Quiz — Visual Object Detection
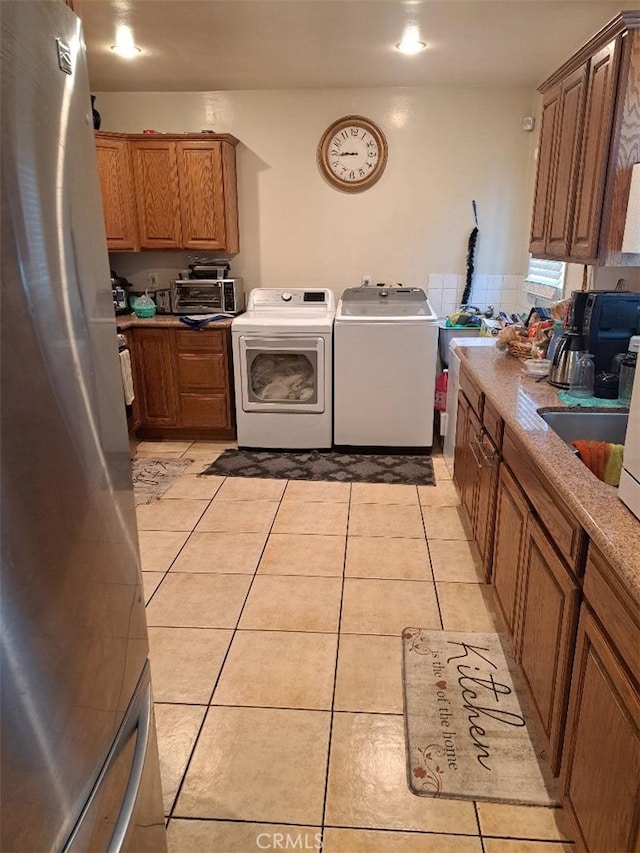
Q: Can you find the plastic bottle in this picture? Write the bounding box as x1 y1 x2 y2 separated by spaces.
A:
435 370 448 412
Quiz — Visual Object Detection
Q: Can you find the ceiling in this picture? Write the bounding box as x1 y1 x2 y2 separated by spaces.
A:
80 0 631 91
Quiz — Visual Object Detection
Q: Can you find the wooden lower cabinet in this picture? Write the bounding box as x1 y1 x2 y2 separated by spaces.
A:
175 335 231 430
134 329 178 427
561 607 640 852
453 392 471 495
517 516 580 775
472 428 499 575
132 326 234 437
454 387 498 578
492 465 531 634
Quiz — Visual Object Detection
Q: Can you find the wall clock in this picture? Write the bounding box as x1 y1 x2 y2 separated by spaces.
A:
317 115 388 192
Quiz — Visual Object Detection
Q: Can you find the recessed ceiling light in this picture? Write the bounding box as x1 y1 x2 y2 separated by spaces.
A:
111 24 141 59
395 38 427 55
111 43 141 58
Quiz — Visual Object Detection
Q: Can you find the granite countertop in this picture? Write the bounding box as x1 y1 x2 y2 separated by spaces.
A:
459 346 640 605
116 314 234 330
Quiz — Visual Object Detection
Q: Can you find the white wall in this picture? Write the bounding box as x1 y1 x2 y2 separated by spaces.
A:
99 86 536 304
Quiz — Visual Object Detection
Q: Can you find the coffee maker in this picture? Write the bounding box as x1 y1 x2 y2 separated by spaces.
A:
110 271 131 315
581 291 640 372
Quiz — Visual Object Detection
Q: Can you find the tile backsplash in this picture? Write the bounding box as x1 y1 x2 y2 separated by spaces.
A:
427 273 520 319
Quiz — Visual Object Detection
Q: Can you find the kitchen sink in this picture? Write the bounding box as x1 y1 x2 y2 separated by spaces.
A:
538 410 629 446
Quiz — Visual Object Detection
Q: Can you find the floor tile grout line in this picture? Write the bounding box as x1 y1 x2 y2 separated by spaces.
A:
150 570 438 582
319 482 352 832
152 705 417 719
164 478 291 822
141 490 221 608
473 801 487 853
167 813 491 840
420 490 445 630
155 700 404 715
145 623 454 637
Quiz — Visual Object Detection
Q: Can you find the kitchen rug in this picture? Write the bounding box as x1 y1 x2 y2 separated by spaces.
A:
402 628 560 806
131 458 193 505
200 449 435 485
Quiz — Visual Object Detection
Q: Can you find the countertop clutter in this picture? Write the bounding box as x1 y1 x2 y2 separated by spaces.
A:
116 315 234 330
460 346 639 602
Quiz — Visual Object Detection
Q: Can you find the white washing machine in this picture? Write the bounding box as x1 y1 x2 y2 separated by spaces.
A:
231 288 336 449
334 287 439 449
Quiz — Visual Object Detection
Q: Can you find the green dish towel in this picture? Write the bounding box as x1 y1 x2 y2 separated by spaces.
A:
557 391 627 409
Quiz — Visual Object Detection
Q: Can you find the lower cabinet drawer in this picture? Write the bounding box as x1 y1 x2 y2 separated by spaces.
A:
176 352 226 390
175 329 224 352
179 393 229 428
503 428 586 573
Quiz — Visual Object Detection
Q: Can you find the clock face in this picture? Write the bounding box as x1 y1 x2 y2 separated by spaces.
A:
318 115 388 192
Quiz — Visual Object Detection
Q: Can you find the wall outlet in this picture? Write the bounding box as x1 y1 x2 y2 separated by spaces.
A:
362 275 372 286
147 271 160 288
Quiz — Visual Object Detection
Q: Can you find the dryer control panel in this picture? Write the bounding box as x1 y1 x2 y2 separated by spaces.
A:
248 288 335 311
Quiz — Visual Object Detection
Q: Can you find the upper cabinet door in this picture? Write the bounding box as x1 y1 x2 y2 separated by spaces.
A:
570 38 620 260
545 64 588 257
94 134 139 251
530 87 561 255
176 141 227 251
131 140 182 249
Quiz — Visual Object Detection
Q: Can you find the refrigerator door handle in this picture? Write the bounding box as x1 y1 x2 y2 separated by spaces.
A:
107 683 152 853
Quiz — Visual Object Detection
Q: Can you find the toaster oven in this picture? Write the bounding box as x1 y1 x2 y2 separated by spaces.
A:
170 278 245 315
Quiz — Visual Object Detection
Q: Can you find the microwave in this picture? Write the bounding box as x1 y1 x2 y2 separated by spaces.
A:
170 278 245 315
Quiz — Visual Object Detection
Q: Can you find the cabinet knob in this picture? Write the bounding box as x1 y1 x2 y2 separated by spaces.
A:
281 292 292 302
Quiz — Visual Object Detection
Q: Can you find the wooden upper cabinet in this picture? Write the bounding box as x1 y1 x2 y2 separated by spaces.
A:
530 88 561 254
530 62 589 258
177 140 239 252
94 133 139 251
571 39 620 259
529 13 640 265
597 27 640 266
545 64 588 257
131 140 182 249
130 135 239 252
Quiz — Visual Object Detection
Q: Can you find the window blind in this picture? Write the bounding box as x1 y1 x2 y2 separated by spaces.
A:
525 256 566 289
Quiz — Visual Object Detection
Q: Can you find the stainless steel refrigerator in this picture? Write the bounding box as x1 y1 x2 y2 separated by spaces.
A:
1 2 167 850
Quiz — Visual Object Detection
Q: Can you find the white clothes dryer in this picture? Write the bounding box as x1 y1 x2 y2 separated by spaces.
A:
231 288 336 449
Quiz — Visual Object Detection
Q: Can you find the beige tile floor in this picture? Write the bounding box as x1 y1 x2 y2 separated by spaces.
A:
136 439 575 853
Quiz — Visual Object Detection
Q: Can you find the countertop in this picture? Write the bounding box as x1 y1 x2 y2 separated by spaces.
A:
459 346 640 605
116 314 234 330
